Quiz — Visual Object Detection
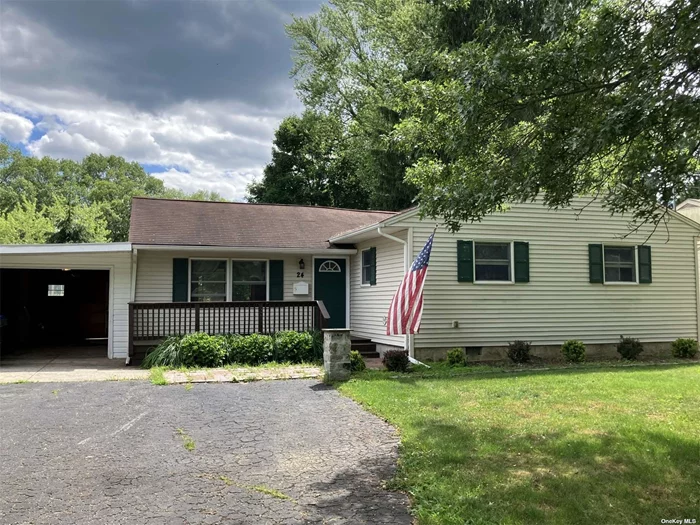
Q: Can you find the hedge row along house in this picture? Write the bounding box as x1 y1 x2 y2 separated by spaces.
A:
1 196 699 363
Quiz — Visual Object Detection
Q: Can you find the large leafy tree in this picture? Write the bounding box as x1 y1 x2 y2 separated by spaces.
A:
287 0 700 230
0 144 224 243
248 111 370 209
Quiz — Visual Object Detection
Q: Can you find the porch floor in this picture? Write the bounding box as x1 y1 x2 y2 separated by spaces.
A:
0 345 148 383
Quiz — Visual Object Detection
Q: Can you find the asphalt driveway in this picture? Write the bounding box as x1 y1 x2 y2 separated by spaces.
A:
0 380 411 524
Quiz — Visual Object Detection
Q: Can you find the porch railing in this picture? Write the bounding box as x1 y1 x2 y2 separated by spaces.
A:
128 300 330 357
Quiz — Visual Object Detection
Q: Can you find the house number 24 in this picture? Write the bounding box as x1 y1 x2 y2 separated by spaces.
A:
297 272 304 278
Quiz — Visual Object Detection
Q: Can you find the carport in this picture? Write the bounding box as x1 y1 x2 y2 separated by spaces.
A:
0 243 133 366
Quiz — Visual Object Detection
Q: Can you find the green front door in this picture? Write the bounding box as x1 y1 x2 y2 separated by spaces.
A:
314 258 347 328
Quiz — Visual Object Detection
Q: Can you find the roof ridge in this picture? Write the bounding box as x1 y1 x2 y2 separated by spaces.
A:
132 196 397 215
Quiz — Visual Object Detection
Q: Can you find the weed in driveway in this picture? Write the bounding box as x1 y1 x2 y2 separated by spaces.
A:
149 367 168 385
250 485 293 500
176 428 195 451
184 382 193 391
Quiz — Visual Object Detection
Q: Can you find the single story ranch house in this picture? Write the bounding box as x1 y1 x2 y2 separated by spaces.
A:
1 196 699 363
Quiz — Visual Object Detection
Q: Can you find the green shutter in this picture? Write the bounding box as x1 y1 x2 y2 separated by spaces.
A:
457 240 474 282
638 245 652 283
589 244 604 283
269 260 284 300
514 242 530 283
369 247 377 285
172 258 189 302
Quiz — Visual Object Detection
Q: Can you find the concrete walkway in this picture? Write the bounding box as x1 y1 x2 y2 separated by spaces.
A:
0 346 147 383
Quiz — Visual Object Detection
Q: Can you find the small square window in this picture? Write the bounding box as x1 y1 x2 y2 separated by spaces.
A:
604 246 636 283
475 242 511 282
47 284 65 297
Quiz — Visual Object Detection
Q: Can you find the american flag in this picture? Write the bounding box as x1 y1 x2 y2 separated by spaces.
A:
386 231 435 335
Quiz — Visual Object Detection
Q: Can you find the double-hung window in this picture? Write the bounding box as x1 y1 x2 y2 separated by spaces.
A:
190 260 227 302
604 246 636 283
231 261 267 301
474 242 511 282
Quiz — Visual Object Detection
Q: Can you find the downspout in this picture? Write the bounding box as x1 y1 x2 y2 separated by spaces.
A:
377 226 412 356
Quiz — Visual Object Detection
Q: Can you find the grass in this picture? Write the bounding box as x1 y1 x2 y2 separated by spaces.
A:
339 362 700 525
149 367 168 385
250 485 293 500
176 428 196 451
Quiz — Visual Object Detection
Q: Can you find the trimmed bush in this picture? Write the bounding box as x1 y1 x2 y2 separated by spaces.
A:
227 333 274 365
309 330 324 361
274 331 314 363
383 350 410 372
179 332 227 368
671 338 698 358
561 340 586 363
617 336 644 360
446 348 465 366
349 350 366 372
507 340 531 364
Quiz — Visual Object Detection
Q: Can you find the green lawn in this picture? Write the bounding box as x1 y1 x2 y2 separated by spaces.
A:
338 363 700 525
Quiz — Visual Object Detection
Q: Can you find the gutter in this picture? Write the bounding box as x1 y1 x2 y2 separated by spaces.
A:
377 226 413 355
133 244 357 255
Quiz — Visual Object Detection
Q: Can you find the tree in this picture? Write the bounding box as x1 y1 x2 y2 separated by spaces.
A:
0 198 55 244
0 145 226 243
287 0 700 230
248 111 370 209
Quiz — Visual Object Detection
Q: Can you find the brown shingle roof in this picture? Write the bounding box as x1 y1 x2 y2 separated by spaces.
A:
129 197 396 249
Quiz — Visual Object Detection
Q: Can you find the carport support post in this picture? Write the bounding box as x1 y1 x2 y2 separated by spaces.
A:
323 329 351 381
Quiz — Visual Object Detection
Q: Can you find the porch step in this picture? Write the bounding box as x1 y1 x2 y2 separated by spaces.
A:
351 338 380 359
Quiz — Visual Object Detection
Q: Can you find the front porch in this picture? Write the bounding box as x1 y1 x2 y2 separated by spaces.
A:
128 300 330 361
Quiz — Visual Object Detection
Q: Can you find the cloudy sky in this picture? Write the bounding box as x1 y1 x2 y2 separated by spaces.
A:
0 0 320 200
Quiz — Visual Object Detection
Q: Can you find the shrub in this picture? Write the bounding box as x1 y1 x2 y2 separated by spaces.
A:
561 340 586 363
446 348 465 366
179 332 227 368
309 330 324 361
383 350 410 372
617 336 644 360
507 340 532 364
273 331 314 363
226 333 274 365
671 338 698 358
349 350 366 372
142 335 185 368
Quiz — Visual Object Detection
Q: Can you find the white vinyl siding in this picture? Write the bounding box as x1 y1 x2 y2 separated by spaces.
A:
390 197 699 348
135 250 313 303
0 251 132 359
350 232 406 347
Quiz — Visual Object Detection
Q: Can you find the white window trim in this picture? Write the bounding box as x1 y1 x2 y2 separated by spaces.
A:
187 257 270 302
360 248 374 287
473 241 515 285
602 244 639 285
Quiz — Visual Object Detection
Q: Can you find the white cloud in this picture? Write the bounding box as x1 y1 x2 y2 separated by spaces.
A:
0 111 34 143
0 1 311 201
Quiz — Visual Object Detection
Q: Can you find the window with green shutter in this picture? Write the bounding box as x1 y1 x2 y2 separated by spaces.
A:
172 258 189 302
269 260 284 300
588 244 604 283
514 242 530 282
638 245 652 283
457 240 474 282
